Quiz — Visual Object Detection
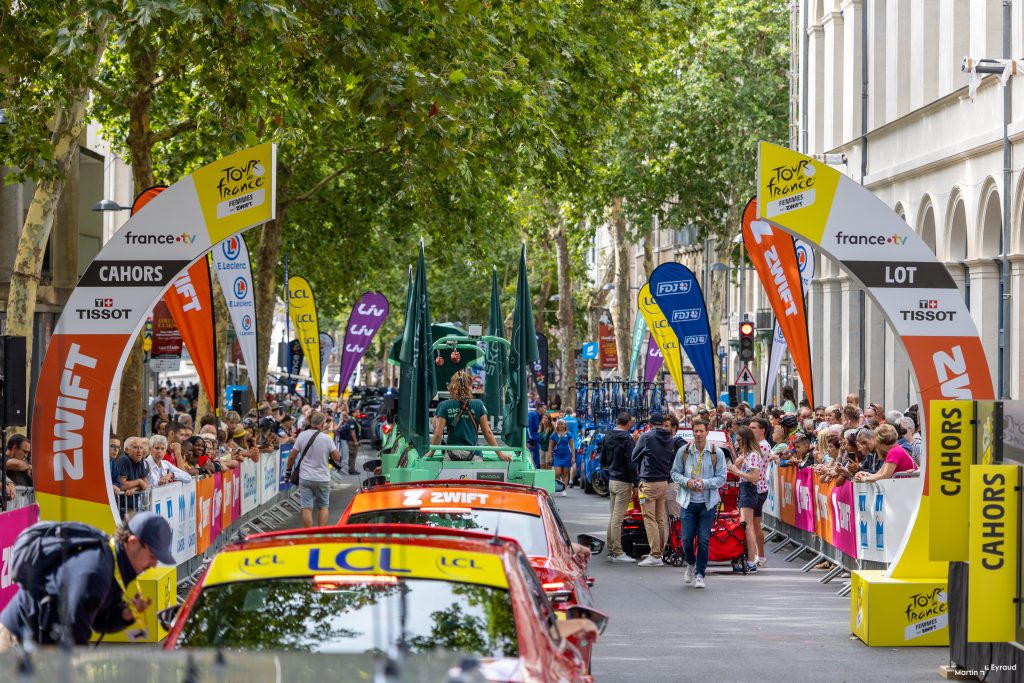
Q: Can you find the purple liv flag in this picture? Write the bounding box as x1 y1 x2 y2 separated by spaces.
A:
644 335 663 383
337 291 390 393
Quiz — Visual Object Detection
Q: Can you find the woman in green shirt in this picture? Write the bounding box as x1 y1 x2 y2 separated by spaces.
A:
780 385 798 414
537 413 555 469
430 370 510 461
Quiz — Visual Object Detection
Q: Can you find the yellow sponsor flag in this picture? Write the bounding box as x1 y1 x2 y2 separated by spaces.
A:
637 284 685 401
287 275 322 399
968 464 1019 642
928 400 972 560
757 141 840 244
192 143 276 244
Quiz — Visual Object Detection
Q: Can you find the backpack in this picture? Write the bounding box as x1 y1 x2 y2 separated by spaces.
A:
448 400 479 436
680 443 721 474
11 522 109 599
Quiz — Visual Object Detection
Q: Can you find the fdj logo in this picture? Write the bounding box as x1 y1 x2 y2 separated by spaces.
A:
241 314 253 331
683 335 707 345
233 277 248 299
656 280 691 296
672 309 701 323
222 237 241 261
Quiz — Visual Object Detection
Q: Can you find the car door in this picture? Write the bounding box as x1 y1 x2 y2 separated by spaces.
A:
544 498 595 607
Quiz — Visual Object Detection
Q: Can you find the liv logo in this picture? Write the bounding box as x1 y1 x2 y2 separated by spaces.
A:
233 277 248 299
222 237 241 260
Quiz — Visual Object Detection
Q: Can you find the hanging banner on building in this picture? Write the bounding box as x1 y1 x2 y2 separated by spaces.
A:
928 400 973 561
637 284 684 395
967 464 1019 642
742 198 814 406
287 275 322 399
532 333 549 403
758 140 994 582
31 143 276 531
211 233 258 398
338 291 390 393
598 322 617 370
319 332 335 387
649 262 717 403
150 301 183 373
644 335 663 383
628 314 647 381
764 238 814 404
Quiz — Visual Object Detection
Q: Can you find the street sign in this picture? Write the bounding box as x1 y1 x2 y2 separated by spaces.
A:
581 342 599 360
735 364 756 386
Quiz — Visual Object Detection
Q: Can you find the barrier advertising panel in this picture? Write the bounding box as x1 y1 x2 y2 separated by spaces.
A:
260 452 278 505
777 465 797 527
794 468 816 533
241 457 259 515
221 469 234 530
0 504 39 612
830 481 857 558
814 476 836 544
195 476 215 555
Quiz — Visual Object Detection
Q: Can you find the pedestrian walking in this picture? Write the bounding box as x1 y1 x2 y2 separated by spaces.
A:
0 512 174 649
286 411 342 528
548 419 575 496
672 418 727 588
727 426 765 572
335 410 360 474
600 412 638 563
631 412 676 567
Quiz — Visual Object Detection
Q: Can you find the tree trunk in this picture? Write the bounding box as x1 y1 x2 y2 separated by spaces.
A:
551 209 575 410
643 227 655 280
609 197 631 379
116 36 159 440
255 205 287 398
4 17 111 423
533 270 553 341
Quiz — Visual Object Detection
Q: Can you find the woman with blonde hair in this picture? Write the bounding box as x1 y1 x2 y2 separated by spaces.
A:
430 370 510 461
537 413 555 469
548 419 575 496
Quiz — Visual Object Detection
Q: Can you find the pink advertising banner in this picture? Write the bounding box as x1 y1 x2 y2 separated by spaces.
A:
210 472 223 548
829 480 858 557
0 504 40 611
793 468 816 533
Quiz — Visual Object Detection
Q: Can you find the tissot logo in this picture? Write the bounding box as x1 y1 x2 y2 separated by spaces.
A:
834 231 908 246
900 306 956 322
123 231 196 246
94 298 113 308
919 299 938 309
76 307 130 320
78 260 189 287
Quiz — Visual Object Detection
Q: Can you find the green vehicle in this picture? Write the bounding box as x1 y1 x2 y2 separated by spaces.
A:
376 245 555 493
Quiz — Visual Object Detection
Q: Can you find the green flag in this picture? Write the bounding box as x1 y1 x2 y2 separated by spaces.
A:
484 267 508 422
502 245 539 448
397 244 435 454
628 313 647 381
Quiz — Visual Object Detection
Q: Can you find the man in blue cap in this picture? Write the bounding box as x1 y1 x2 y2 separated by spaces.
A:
0 511 174 649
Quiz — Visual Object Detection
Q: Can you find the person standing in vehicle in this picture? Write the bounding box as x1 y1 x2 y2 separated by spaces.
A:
631 412 676 567
335 410 360 475
430 371 510 462
672 418 727 588
548 419 575 496
601 412 638 563
286 411 342 528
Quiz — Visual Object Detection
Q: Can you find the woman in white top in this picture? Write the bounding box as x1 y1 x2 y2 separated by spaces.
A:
146 435 193 490
727 426 765 572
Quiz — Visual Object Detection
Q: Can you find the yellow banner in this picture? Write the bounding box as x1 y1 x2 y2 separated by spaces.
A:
756 141 840 244
287 275 322 398
205 542 509 589
637 284 685 401
192 143 276 244
968 465 1020 642
928 400 972 560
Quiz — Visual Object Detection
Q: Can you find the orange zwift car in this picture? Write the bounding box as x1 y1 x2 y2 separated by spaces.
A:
338 481 602 610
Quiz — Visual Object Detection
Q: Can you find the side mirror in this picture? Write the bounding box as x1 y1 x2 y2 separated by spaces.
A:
362 458 382 473
362 475 388 488
157 604 180 631
576 533 605 556
565 604 609 635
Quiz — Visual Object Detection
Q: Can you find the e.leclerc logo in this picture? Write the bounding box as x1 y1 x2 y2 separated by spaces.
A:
834 231 908 247
222 237 241 260
233 277 248 299
241 314 253 331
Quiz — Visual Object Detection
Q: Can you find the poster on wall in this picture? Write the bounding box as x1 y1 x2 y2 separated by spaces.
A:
598 322 617 370
150 300 183 373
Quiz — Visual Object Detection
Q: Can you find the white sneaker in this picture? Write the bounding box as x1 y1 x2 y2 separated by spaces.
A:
694 575 706 589
560 490 568 497
637 556 664 567
610 553 637 563
683 564 696 584
756 556 767 568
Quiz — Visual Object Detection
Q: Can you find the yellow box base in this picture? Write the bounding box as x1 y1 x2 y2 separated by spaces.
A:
90 566 177 644
851 570 949 647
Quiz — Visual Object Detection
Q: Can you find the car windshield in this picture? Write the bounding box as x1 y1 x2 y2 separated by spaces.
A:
347 509 549 556
176 577 518 656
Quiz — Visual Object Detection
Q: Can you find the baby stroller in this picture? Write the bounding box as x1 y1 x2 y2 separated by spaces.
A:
661 509 748 572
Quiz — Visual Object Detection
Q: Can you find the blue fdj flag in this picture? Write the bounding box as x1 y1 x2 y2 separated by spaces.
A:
649 263 717 403
581 342 599 360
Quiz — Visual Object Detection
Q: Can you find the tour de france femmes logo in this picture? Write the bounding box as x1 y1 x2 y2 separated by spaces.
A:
765 159 816 215
214 157 266 219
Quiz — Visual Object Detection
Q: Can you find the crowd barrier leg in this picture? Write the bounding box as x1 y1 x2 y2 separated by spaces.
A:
836 581 852 597
819 565 845 584
783 543 809 562
771 536 796 554
800 552 827 572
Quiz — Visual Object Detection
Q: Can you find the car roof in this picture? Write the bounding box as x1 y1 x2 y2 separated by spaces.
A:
203 525 523 589
348 481 546 517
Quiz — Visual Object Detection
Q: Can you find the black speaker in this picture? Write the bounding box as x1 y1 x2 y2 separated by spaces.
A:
230 388 250 415
0 336 27 427
727 384 738 408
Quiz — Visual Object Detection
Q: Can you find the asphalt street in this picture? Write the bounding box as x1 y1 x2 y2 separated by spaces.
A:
280 454 946 683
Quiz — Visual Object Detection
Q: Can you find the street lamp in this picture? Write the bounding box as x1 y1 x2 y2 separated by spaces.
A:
92 199 132 212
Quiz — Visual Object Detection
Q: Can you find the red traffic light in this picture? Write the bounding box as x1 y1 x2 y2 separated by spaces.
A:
739 321 755 336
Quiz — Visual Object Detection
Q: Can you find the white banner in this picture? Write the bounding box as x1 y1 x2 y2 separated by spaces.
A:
853 478 919 563
152 481 197 565
240 457 260 515
764 461 780 518
259 451 278 505
211 233 259 399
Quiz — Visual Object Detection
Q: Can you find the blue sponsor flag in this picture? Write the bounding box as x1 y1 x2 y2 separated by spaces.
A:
649 263 717 403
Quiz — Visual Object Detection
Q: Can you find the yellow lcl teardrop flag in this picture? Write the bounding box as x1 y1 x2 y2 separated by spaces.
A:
637 284 685 400
287 275 322 400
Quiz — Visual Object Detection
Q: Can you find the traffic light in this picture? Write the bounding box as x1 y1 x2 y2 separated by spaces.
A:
738 320 755 362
